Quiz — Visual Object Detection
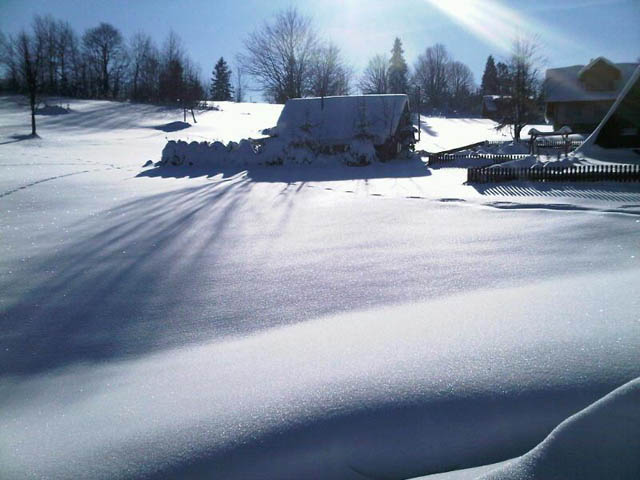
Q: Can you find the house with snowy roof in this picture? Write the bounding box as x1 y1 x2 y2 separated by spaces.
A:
481 95 511 121
545 57 639 133
272 94 416 161
578 64 640 151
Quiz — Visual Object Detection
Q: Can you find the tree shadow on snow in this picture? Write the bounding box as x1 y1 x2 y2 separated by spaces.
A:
0 133 41 145
419 120 438 138
137 156 431 183
27 101 184 133
0 177 254 376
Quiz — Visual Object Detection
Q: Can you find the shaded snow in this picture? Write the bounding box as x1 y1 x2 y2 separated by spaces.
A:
414 378 640 480
481 377 640 480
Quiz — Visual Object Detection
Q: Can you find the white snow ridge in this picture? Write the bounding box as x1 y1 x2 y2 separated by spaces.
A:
480 377 640 480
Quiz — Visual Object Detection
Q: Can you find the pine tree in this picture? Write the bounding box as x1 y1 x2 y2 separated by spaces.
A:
480 55 499 95
210 57 233 101
388 38 408 94
496 61 510 95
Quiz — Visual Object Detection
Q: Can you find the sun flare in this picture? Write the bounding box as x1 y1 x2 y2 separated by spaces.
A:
425 0 570 52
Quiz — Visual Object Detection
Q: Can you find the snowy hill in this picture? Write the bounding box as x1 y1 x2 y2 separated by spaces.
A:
1 96 639 479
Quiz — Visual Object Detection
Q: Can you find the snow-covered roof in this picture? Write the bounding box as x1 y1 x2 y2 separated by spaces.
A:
273 95 409 146
545 60 638 103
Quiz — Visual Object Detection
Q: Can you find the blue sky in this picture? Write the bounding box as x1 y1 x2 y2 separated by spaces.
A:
1 0 638 95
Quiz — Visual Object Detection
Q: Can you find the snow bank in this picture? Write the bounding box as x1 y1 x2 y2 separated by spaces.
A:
35 104 70 115
481 377 640 480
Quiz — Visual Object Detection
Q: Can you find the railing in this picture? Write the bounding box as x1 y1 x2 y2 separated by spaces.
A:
484 139 583 149
429 153 528 166
467 164 640 184
428 139 583 166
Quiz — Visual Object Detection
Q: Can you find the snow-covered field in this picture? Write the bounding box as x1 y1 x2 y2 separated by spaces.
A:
415 116 554 153
1 96 639 479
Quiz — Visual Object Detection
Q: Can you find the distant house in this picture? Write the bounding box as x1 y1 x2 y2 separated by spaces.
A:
272 94 416 160
482 95 511 121
545 57 639 133
579 65 640 150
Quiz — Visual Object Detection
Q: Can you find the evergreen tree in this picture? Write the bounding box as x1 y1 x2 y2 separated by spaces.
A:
210 56 233 101
496 61 510 95
480 55 498 95
158 58 184 104
388 37 408 94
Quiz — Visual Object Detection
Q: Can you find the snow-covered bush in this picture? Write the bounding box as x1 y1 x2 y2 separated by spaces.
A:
348 138 377 166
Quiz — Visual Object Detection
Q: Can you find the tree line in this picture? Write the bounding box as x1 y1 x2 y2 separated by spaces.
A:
0 15 209 106
0 8 544 137
359 41 477 114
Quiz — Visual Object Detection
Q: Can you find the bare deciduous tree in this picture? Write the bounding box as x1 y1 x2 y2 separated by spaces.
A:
497 37 544 140
239 7 318 103
0 30 10 87
0 30 6 62
82 22 127 98
129 32 158 101
234 63 247 103
309 43 352 97
412 43 450 111
14 30 42 135
359 54 389 94
32 15 58 93
56 20 77 96
447 60 475 111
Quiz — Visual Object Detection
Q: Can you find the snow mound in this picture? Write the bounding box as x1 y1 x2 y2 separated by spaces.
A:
152 121 191 132
35 104 70 115
481 377 640 480
158 135 381 168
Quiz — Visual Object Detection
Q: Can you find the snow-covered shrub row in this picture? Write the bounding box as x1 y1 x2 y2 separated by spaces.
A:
159 135 379 168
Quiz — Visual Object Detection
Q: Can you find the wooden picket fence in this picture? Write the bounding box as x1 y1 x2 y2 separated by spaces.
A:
467 164 640 184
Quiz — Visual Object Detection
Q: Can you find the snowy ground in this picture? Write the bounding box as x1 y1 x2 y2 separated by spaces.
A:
1 96 639 479
414 116 553 153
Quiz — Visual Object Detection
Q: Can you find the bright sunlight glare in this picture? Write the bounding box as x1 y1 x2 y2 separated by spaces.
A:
424 0 574 52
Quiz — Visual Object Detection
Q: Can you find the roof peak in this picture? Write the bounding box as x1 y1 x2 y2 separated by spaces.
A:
578 57 620 78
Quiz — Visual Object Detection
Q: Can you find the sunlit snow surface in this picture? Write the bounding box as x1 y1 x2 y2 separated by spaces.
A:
0 96 639 479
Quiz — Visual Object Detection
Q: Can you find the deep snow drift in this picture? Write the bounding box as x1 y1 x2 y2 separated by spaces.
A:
1 96 639 479
481 377 640 479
